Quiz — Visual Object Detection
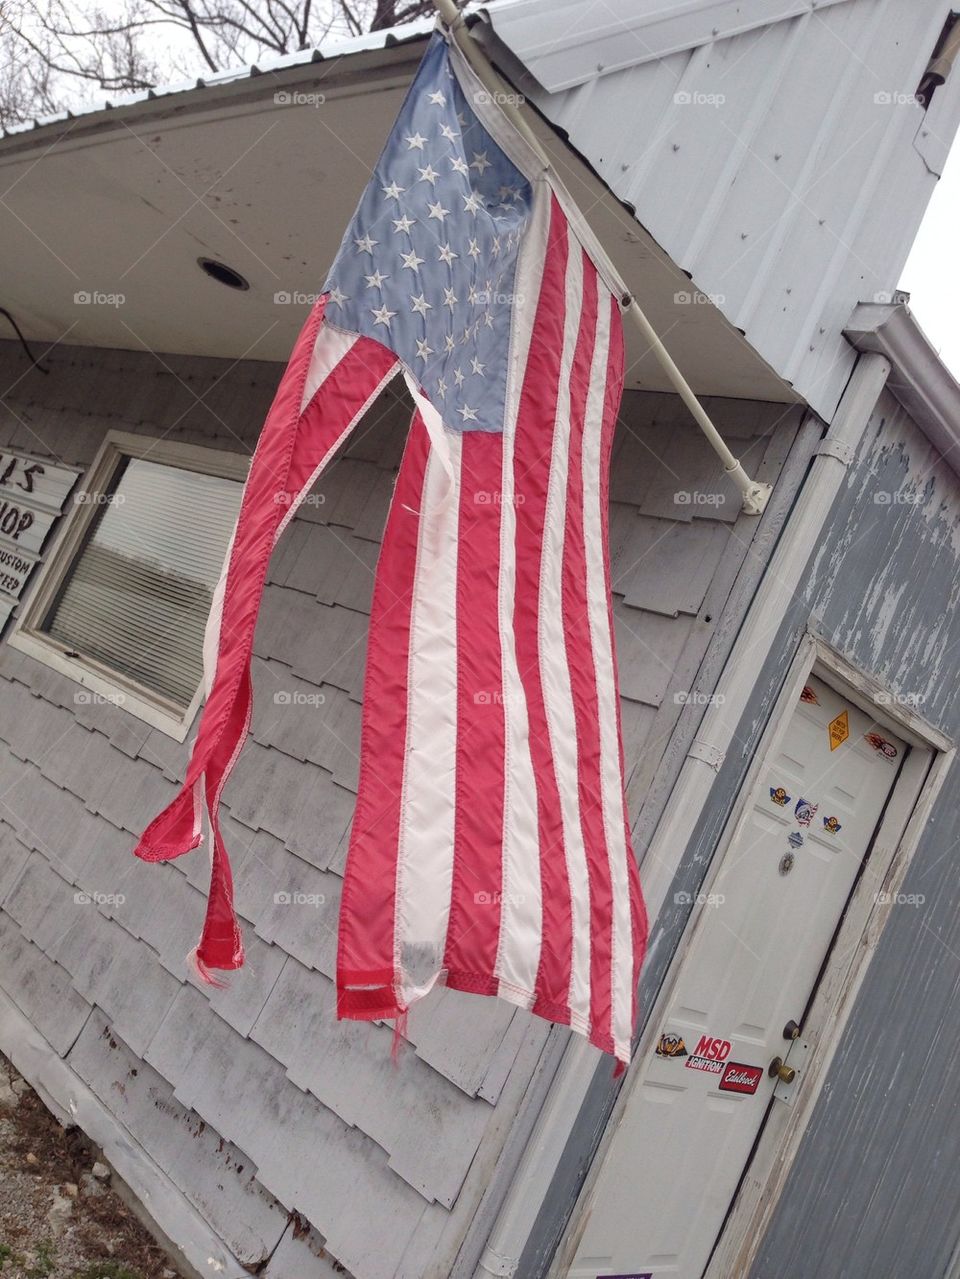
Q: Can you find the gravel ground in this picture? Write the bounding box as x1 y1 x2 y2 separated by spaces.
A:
0 1054 183 1279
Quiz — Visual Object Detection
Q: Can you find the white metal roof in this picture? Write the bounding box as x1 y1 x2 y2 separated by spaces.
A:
3 0 958 420
478 0 960 422
0 17 437 139
476 0 854 92
0 12 795 403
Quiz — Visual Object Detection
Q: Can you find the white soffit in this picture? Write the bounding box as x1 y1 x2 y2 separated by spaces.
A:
0 26 795 403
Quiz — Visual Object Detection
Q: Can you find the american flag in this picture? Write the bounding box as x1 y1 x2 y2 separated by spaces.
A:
135 31 647 1064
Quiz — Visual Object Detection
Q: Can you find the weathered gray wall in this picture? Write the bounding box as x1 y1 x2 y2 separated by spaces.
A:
736 388 960 1278
0 337 805 1278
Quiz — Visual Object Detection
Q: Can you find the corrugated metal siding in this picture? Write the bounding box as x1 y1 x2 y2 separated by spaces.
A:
486 0 957 422
0 337 802 1278
738 389 960 1277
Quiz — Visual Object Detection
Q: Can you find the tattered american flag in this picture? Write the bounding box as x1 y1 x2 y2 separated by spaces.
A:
135 30 647 1063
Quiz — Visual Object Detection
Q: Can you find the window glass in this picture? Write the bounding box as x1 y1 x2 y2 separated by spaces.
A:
41 457 242 707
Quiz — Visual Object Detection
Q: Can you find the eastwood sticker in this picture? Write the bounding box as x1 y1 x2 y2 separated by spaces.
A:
829 709 850 751
823 814 842 834
719 1061 764 1095
795 797 818 826
769 785 791 806
800 684 820 704
685 1034 731 1075
865 732 898 761
655 1032 687 1058
787 830 804 849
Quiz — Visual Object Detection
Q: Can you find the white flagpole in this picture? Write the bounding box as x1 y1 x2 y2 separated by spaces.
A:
431 0 773 516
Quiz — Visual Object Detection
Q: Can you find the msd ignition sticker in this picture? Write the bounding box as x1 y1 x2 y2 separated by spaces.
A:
800 684 820 704
719 1062 764 1095
684 1035 732 1075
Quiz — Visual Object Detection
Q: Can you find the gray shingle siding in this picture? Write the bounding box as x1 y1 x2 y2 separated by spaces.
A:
0 337 806 1276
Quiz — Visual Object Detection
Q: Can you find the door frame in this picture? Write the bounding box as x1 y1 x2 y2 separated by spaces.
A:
555 629 954 1278
705 633 953 1276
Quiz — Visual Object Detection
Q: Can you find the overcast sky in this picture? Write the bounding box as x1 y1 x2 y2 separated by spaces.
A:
898 131 960 378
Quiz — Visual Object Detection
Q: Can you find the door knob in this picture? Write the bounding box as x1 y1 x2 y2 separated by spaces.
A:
768 1056 796 1084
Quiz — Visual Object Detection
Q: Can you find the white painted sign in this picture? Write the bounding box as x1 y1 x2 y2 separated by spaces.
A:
0 498 61 556
0 449 79 515
0 542 41 601
0 449 80 617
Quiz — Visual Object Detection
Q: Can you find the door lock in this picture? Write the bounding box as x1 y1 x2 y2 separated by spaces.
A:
768 1057 796 1084
783 1019 801 1041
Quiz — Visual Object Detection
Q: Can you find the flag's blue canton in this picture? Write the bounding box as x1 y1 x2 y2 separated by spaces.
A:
323 34 532 434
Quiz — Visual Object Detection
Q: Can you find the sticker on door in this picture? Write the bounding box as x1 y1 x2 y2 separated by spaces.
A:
684 1035 731 1074
828 709 849 750
655 1032 687 1058
718 1062 764 1095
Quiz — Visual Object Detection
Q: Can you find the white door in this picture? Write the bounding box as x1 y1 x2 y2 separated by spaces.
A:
568 673 905 1279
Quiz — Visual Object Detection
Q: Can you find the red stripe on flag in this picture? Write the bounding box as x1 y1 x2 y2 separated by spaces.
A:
337 410 431 1019
136 299 397 974
560 255 616 1055
512 200 576 1020
443 430 506 992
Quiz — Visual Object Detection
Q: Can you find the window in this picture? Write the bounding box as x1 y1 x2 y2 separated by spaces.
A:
11 432 247 740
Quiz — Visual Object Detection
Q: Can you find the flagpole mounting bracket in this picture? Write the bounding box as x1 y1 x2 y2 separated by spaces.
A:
728 469 773 516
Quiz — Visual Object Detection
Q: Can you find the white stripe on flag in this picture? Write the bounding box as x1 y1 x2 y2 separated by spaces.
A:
203 328 365 705
581 297 633 1060
300 324 358 412
537 242 593 1033
494 188 552 1006
395 429 463 1007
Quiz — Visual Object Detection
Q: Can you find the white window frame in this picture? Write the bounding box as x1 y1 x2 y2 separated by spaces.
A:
8 430 249 742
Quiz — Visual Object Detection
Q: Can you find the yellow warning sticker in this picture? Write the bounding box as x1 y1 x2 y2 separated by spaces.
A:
829 709 849 751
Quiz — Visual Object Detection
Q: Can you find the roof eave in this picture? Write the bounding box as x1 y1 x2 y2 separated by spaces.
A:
0 20 434 153
844 302 960 474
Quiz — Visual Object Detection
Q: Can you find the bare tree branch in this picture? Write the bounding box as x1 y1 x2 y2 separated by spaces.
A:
1 0 472 124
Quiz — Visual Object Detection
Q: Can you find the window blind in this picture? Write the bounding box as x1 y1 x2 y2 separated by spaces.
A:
43 457 243 708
